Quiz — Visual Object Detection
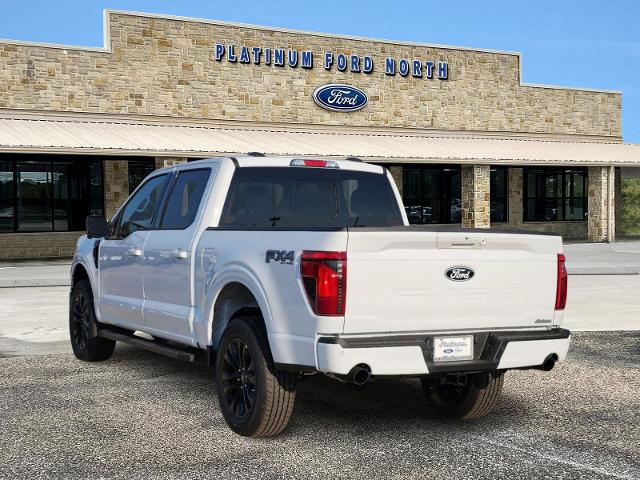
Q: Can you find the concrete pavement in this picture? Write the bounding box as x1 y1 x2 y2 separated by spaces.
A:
0 332 638 479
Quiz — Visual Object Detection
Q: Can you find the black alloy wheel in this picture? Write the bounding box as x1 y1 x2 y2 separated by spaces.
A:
215 317 296 437
221 338 257 419
71 291 91 350
69 278 115 362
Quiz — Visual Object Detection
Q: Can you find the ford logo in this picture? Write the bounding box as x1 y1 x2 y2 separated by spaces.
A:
445 266 475 282
443 348 454 354
312 84 368 112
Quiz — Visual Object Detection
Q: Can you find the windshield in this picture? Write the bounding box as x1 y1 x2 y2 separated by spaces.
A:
220 167 403 228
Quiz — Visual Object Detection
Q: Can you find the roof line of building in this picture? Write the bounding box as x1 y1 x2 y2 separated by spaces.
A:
0 108 624 144
0 9 623 96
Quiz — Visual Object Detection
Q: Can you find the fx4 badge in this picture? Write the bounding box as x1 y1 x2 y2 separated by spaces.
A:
265 250 294 265
445 266 474 281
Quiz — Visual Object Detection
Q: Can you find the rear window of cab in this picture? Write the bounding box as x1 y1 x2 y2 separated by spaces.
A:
220 167 403 228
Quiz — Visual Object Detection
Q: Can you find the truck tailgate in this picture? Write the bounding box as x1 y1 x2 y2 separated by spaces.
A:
344 228 562 334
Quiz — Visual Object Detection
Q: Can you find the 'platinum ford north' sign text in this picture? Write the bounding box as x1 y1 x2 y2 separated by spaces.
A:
214 44 449 80
313 84 368 112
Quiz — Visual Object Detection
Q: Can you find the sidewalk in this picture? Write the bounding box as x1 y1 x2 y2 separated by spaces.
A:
0 241 637 289
563 241 640 275
0 259 71 288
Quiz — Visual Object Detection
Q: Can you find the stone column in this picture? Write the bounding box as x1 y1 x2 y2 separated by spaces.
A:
507 167 524 226
155 156 188 169
461 165 490 228
389 166 403 196
615 167 622 237
104 160 129 220
587 166 615 242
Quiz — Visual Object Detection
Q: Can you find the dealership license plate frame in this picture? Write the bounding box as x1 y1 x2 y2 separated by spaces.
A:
433 335 474 362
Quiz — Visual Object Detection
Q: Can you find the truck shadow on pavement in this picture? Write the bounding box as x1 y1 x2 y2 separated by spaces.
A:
108 344 532 434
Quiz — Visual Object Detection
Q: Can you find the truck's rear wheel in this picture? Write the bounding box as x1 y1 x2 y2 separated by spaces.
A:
215 317 296 437
421 372 504 420
69 279 115 362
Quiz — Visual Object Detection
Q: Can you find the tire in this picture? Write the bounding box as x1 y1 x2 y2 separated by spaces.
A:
421 371 504 420
69 279 115 362
215 317 296 437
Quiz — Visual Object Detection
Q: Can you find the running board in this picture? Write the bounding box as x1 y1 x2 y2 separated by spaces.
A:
97 329 201 362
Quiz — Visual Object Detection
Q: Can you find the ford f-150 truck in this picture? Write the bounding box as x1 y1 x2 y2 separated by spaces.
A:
70 155 570 437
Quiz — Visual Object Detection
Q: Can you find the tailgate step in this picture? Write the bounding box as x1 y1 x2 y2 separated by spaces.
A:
97 328 201 362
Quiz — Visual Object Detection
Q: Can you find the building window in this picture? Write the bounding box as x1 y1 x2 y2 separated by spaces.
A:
128 159 156 194
400 166 461 224
524 168 588 221
0 155 104 233
490 167 508 223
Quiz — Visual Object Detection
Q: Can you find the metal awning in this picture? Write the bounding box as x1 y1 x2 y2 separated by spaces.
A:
0 114 639 166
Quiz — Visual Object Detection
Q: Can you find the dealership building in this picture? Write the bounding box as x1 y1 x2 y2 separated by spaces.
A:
0 10 639 259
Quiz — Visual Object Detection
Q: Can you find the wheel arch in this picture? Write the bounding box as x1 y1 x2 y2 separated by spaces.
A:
71 263 90 288
208 280 271 351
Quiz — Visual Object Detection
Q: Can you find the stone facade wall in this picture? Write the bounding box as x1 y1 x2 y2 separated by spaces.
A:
154 156 188 169
0 232 81 259
0 12 621 138
104 160 129 219
461 165 490 228
389 166 403 196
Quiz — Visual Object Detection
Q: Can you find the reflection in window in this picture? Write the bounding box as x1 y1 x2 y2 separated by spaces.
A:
128 159 156 194
160 169 210 230
490 167 508 223
117 174 168 238
401 166 461 224
524 168 588 221
0 156 106 233
17 162 52 232
0 161 14 232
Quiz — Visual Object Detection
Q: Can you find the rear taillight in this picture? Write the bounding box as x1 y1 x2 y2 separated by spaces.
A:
555 253 568 310
300 251 347 316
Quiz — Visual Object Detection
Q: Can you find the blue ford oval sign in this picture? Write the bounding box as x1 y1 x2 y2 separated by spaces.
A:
312 84 368 112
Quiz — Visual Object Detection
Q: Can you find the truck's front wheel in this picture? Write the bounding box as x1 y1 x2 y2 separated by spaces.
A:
421 371 504 420
69 279 115 362
215 317 296 437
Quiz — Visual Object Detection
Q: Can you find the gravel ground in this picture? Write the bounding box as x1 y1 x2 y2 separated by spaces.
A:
1 332 638 480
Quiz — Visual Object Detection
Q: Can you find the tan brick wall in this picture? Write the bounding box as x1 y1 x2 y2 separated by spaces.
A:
0 12 621 138
104 160 129 220
0 232 81 259
461 165 490 228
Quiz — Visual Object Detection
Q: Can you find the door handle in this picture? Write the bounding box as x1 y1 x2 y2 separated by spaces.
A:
127 248 144 257
169 249 189 259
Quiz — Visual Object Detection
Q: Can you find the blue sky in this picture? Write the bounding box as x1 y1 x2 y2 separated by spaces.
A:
1 0 638 142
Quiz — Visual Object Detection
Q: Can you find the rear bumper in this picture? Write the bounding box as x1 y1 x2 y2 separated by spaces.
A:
315 328 570 376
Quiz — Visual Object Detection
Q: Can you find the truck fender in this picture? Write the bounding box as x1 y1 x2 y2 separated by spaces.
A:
198 263 274 350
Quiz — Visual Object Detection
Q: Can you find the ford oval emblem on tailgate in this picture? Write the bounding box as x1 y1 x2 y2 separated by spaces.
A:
312 84 368 112
445 266 474 281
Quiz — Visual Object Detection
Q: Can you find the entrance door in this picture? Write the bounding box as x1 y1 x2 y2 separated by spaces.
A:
142 168 213 342
98 173 169 329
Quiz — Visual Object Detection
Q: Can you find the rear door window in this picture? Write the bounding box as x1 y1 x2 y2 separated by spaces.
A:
220 167 403 228
160 169 211 230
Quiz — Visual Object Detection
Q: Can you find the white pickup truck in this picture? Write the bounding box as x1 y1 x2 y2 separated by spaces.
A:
70 155 570 437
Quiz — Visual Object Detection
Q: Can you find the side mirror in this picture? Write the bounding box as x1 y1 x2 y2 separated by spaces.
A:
86 215 108 238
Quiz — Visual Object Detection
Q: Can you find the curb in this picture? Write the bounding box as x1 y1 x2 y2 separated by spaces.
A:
567 267 640 276
0 279 70 288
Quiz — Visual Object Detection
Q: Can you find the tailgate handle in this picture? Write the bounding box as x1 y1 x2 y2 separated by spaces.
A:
439 238 487 249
